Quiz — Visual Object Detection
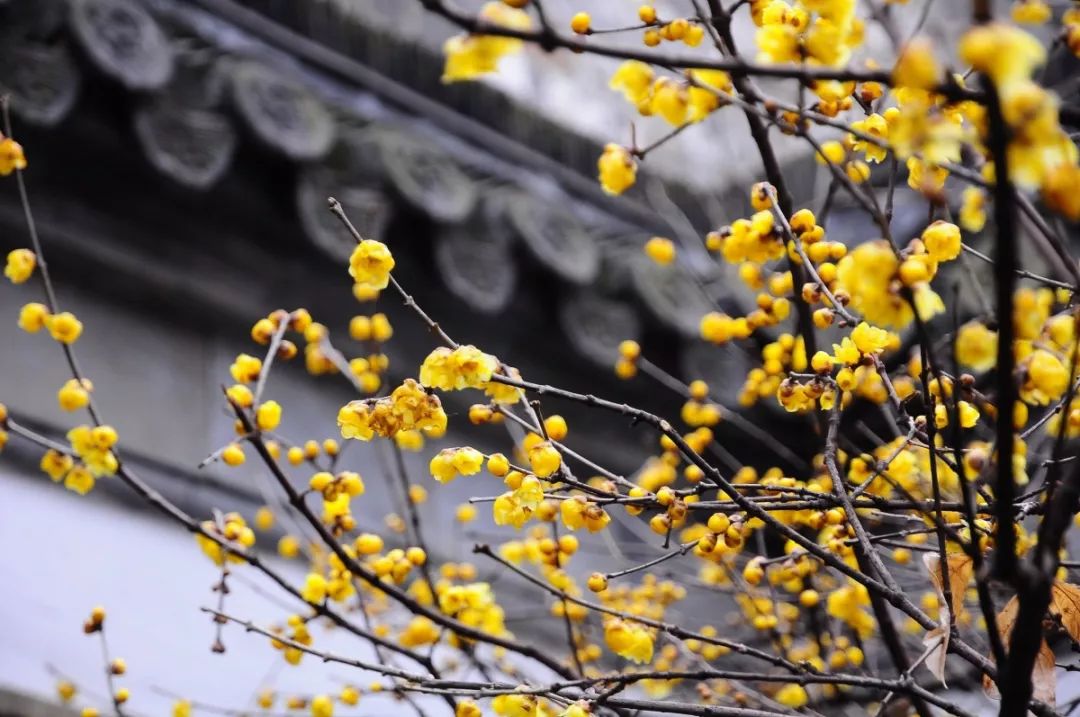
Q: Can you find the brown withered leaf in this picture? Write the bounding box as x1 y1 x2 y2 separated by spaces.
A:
924 552 974 622
982 592 1058 705
921 552 975 685
982 641 1056 705
1050 582 1080 641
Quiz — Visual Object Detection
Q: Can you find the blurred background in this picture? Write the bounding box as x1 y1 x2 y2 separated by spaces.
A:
0 0 1070 715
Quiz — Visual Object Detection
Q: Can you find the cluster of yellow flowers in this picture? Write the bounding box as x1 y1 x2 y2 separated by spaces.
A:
301 550 363 605
67 424 118 478
337 378 449 441
442 2 531 82
753 0 863 67
430 446 485 482
17 303 83 344
195 512 256 566
437 580 509 643
268 613 313 665
493 473 546 529
961 24 1080 217
737 333 806 407
609 60 733 127
603 618 655 663
420 344 499 391
636 10 707 48
681 380 722 427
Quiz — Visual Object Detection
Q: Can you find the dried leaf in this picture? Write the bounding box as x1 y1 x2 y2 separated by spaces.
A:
1050 582 1080 641
922 624 949 685
982 595 1018 699
981 595 1057 706
921 552 975 685
924 552 974 622
1034 642 1057 705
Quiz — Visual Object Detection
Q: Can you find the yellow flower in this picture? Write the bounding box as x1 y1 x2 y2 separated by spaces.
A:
420 345 498 391
394 429 424 451
560 496 611 532
441 2 531 82
609 60 653 104
921 221 961 262
399 615 440 647
429 446 485 483
513 475 544 510
221 443 245 466
687 86 721 122
956 322 997 372
339 686 359 706
493 491 532 528
254 506 274 531
756 22 800 64
338 379 448 441
40 449 74 481
256 400 282 431
226 384 253 408
650 78 688 126
46 311 83 344
959 23 1045 88
849 113 889 163
835 240 942 328
1012 0 1051 23
310 694 334 717
278 535 300 558
700 312 735 344
1021 349 1069 405
4 248 35 283
485 365 523 405
906 157 949 194
774 683 808 708
348 239 395 291
892 38 939 89
58 378 92 412
960 186 987 232
850 322 890 355
492 694 537 717
644 237 676 265
456 701 482 717
301 573 328 603
691 69 733 94
934 400 979 428
604 619 654 663
67 424 119 476
527 440 561 478
321 493 352 525
18 302 49 333
64 464 95 495
230 353 263 383
598 144 637 195
958 400 980 428
0 137 27 175
57 681 76 703
560 702 591 717
1042 163 1080 222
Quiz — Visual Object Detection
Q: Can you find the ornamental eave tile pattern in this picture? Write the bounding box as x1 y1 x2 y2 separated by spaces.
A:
0 0 804 363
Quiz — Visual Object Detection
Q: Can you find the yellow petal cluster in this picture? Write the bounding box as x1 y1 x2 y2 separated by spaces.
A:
337 379 447 440
420 345 498 391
